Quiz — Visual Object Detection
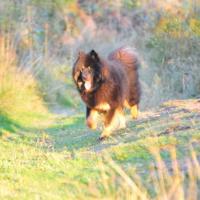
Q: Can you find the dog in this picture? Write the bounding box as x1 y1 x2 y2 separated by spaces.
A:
72 46 140 140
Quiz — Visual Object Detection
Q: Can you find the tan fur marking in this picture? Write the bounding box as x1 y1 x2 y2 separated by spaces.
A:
131 105 138 119
124 100 131 108
95 103 110 111
78 81 82 88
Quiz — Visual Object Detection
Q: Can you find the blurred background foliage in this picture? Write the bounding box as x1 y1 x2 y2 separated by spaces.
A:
0 0 199 116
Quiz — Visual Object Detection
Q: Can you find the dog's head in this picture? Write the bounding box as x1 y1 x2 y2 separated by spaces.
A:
73 50 103 93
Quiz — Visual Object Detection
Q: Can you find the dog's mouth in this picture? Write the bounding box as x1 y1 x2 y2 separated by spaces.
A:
84 81 92 91
77 79 93 92
82 73 93 92
76 70 102 93
76 71 93 92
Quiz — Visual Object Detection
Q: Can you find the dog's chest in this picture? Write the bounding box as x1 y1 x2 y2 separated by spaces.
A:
81 93 110 112
94 103 110 112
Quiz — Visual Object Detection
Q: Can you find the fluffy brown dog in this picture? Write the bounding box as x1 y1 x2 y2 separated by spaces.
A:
72 47 140 140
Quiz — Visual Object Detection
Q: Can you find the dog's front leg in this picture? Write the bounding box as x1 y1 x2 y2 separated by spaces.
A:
100 109 118 140
86 107 98 130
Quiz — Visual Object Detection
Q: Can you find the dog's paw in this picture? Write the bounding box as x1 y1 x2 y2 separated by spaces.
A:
119 123 126 130
99 130 111 141
86 119 97 130
118 118 126 129
98 135 108 141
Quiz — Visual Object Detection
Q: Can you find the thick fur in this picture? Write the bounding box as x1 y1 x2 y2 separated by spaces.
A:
72 47 140 139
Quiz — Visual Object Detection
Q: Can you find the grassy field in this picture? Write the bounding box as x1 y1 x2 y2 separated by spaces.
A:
1 98 200 199
0 1 199 199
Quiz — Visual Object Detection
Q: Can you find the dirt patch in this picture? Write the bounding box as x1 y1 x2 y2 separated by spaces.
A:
164 99 200 113
158 125 191 136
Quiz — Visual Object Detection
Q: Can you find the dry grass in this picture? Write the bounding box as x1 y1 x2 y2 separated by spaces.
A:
0 35 47 123
60 145 200 200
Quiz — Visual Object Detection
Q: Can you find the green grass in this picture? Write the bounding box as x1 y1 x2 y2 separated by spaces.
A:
0 99 200 199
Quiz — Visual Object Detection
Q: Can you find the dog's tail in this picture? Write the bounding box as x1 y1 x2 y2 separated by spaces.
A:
108 46 141 107
108 46 140 70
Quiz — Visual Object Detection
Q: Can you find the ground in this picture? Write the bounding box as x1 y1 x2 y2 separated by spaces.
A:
0 98 200 199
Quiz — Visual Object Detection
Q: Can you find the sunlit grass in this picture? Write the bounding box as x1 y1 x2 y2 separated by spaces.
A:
0 132 199 199
1 97 200 199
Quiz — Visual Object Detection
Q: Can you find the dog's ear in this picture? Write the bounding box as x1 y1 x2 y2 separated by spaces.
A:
73 51 84 82
90 50 99 61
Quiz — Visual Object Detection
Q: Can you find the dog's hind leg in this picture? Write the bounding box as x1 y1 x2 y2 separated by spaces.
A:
131 104 138 119
124 101 138 119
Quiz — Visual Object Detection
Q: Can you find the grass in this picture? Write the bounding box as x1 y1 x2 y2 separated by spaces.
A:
0 98 200 199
